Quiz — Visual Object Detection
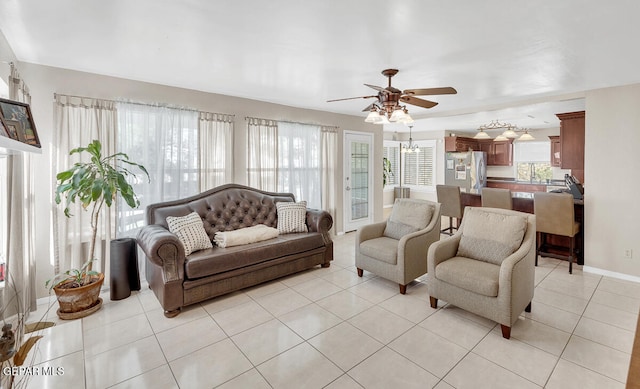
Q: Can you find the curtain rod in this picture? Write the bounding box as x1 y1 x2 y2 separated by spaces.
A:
53 93 234 118
245 116 339 130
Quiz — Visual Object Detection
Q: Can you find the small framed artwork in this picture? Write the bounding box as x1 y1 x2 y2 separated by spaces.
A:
0 97 41 147
0 116 9 138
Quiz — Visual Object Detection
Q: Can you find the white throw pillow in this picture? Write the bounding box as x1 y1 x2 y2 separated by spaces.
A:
166 212 213 256
276 201 308 234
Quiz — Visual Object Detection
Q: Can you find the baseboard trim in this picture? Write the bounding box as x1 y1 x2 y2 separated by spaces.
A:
583 266 640 284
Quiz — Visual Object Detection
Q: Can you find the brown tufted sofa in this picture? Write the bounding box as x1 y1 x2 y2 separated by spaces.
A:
136 184 333 317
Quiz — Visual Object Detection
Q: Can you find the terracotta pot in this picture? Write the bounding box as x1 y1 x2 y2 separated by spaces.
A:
53 273 104 313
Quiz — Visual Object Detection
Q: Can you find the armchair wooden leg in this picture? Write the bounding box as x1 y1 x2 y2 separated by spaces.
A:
357 268 363 277
399 284 406 294
429 296 438 309
321 262 330 268
500 324 511 339
525 302 532 313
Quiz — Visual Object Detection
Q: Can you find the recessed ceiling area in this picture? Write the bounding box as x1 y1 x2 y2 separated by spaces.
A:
0 1 638 133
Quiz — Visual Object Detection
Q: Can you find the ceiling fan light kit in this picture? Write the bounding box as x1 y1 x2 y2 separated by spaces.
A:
327 68 457 125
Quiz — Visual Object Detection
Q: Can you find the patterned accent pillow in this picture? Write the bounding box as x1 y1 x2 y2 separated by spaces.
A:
276 201 308 234
456 208 527 265
383 220 419 240
166 212 213 256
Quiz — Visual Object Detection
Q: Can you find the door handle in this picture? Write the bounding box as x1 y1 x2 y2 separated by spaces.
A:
346 186 351 191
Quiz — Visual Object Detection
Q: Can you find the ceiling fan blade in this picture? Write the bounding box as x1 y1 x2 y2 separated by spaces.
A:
364 84 387 93
402 87 458 96
327 95 377 103
400 95 438 109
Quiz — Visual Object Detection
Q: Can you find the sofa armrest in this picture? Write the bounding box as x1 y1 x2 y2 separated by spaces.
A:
137 224 185 282
306 209 333 233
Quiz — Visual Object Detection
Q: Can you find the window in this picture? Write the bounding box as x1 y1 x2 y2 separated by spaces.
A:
277 122 321 209
402 140 436 191
117 103 200 238
515 141 552 182
383 142 400 188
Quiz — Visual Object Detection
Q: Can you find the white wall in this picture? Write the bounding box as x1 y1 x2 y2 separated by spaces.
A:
15 62 382 297
584 84 640 277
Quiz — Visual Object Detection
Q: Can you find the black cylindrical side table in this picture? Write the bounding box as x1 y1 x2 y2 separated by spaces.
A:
110 238 141 300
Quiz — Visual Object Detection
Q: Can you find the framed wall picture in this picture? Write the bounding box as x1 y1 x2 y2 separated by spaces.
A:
0 97 41 147
0 116 9 138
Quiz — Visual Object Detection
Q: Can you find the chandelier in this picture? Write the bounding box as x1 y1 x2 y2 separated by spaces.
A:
364 105 414 125
474 120 535 141
401 126 420 153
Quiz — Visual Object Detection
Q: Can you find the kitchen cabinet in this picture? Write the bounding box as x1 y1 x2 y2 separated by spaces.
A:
549 136 561 167
556 111 585 182
477 139 513 166
445 136 477 152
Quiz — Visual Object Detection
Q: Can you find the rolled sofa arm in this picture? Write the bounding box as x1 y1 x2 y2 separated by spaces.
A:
137 224 185 282
306 209 333 235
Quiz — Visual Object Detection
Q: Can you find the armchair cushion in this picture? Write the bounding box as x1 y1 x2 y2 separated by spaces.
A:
456 209 527 265
359 237 398 265
435 257 500 297
387 198 434 230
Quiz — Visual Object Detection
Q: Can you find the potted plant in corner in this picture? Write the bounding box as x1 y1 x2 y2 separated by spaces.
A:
49 140 149 319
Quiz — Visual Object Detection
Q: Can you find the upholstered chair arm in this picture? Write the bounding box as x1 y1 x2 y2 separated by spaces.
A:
356 221 387 245
427 233 461 274
137 224 185 282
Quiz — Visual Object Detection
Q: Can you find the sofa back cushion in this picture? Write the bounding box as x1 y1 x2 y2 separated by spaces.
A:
148 185 297 241
456 208 527 265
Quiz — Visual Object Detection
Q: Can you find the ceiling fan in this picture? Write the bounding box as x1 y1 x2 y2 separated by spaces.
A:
327 68 457 123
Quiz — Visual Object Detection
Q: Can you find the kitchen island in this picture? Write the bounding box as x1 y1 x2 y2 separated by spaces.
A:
460 190 584 264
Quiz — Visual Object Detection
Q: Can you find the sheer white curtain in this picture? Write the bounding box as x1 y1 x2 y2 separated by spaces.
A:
0 64 37 318
247 117 278 191
199 112 234 192
277 122 321 209
53 95 117 282
321 126 338 234
116 102 199 238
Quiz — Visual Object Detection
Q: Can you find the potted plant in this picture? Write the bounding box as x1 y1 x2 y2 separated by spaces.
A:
383 157 393 186
50 140 148 319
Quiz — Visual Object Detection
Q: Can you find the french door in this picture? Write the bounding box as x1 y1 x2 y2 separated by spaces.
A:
343 131 373 232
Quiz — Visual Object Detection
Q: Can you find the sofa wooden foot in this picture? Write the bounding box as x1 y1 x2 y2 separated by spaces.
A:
429 296 438 309
164 308 181 318
357 268 363 277
525 302 532 313
500 324 511 339
321 262 330 268
399 284 406 294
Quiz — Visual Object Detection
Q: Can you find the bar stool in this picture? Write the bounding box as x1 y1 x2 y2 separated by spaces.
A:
481 187 513 210
436 184 463 235
534 192 580 274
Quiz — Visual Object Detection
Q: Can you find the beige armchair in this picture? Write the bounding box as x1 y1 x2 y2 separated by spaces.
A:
427 207 536 339
356 199 441 294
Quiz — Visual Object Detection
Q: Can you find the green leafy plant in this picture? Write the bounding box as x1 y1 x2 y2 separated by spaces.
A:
45 259 98 290
54 140 149 275
383 157 393 186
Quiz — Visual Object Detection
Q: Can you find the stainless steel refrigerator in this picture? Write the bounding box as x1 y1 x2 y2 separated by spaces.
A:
444 151 487 193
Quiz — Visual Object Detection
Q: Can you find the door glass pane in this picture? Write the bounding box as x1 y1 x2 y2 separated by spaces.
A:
351 141 369 220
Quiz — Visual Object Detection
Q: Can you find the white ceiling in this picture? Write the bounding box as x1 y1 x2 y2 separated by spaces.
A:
1 0 639 133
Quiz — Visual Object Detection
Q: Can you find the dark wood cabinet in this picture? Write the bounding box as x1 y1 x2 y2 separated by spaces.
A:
445 136 477 152
556 111 585 182
477 139 513 166
549 136 561 167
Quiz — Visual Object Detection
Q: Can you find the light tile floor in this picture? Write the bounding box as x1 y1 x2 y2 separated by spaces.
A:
22 232 638 388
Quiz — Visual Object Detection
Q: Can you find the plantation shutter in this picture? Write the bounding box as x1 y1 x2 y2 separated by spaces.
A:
383 144 399 186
